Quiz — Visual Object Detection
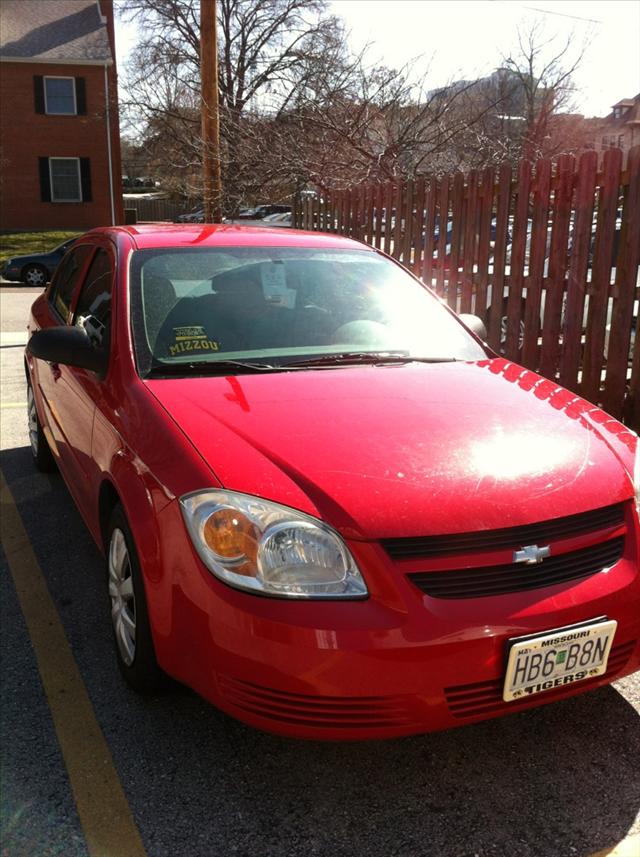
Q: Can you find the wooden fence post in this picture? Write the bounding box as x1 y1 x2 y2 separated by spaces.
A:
505 160 532 357
374 183 384 249
540 154 574 379
401 179 415 265
460 170 479 314
486 163 512 351
602 145 640 417
421 176 437 289
448 173 465 311
580 148 623 403
475 166 495 322
412 177 426 276
522 158 552 369
559 151 598 391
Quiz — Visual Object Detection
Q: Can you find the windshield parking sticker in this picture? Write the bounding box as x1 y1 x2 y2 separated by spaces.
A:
169 326 220 356
261 262 295 308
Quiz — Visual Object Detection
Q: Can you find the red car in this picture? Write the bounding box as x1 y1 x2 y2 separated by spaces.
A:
26 225 640 740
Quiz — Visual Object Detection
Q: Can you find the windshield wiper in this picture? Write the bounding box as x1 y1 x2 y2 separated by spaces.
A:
146 353 459 377
146 359 279 377
283 352 458 368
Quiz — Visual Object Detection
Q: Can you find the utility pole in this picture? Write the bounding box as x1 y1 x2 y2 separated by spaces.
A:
201 0 222 222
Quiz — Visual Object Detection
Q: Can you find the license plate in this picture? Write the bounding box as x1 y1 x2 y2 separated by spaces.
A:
503 619 617 702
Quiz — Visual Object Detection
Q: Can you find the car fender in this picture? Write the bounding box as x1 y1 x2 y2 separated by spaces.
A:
99 449 175 649
21 260 51 278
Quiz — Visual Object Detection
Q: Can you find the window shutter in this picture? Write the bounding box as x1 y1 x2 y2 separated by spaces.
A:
34 76 45 113
38 157 51 202
80 158 92 202
75 77 86 114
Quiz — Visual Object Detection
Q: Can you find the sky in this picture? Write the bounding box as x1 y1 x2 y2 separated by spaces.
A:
114 0 640 118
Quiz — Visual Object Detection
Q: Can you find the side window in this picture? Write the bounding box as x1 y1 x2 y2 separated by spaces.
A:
74 249 113 352
49 245 93 321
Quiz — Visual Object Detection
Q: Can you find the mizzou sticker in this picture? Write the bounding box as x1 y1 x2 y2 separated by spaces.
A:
168 325 220 356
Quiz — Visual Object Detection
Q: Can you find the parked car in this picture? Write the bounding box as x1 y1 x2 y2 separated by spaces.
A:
25 224 639 740
175 207 205 224
235 204 292 220
1 236 80 286
261 211 293 227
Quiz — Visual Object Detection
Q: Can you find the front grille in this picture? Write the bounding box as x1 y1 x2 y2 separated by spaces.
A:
445 640 636 719
408 537 623 599
382 503 625 560
217 675 417 729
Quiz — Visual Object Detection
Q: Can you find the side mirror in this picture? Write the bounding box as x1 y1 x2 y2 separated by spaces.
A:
28 326 106 374
458 313 488 342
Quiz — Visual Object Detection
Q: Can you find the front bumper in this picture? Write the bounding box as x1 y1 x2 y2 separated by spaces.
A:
1 265 21 282
148 500 640 740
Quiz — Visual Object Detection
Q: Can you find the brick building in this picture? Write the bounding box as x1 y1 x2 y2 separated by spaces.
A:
594 94 640 161
0 0 123 230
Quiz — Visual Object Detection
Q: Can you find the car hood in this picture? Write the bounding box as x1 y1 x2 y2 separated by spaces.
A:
145 358 636 539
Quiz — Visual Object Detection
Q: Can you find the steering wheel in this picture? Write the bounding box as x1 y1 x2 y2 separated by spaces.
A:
330 320 393 347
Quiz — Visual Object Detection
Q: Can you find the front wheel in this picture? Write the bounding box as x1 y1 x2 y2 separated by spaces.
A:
27 384 56 471
486 300 526 355
107 505 166 693
499 313 525 352
22 264 48 287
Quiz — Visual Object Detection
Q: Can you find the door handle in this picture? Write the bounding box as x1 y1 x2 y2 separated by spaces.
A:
50 362 62 381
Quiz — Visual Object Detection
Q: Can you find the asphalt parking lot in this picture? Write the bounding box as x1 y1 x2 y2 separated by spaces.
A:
1 285 639 857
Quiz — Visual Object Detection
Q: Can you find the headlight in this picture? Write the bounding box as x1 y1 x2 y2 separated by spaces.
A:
180 490 368 599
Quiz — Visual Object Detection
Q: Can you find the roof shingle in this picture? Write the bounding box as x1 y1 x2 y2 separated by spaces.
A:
0 0 112 63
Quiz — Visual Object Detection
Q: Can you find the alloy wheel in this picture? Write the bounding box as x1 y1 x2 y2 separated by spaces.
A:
24 266 46 286
500 315 525 352
27 386 39 455
108 528 137 666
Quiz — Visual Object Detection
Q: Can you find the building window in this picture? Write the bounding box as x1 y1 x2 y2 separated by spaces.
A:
39 157 92 203
34 76 86 115
44 77 76 114
49 158 82 202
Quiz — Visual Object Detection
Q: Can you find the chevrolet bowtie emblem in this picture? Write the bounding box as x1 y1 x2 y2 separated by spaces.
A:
513 544 551 565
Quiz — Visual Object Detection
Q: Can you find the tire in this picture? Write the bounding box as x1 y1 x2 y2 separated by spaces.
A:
22 264 49 287
27 383 56 472
499 311 525 352
106 504 165 693
486 300 525 355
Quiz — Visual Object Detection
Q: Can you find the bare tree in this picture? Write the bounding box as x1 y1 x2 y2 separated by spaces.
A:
500 19 589 161
117 2 591 208
118 0 347 208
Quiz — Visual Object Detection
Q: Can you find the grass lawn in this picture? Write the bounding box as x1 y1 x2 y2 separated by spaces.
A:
0 230 82 266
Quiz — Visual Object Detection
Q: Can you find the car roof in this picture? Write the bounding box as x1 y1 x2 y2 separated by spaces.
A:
89 224 373 252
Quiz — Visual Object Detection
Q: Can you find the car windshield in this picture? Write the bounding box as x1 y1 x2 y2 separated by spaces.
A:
53 238 76 253
129 247 487 377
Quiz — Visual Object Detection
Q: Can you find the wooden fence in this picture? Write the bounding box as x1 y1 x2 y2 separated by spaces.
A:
296 147 640 430
122 197 191 222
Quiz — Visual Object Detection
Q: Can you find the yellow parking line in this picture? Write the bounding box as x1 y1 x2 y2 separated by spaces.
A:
0 402 27 408
0 470 147 857
589 833 640 857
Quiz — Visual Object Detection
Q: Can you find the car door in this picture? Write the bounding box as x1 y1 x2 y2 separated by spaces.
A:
64 243 116 514
35 243 94 490
38 243 114 514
